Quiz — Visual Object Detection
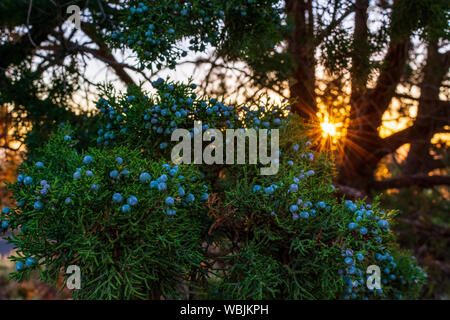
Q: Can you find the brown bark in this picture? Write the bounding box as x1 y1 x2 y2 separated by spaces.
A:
403 42 450 175
81 23 136 86
339 36 412 190
371 174 450 190
350 0 370 103
286 0 317 120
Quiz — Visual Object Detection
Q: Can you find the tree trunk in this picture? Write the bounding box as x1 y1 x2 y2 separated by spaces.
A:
286 0 317 120
350 0 370 103
403 41 449 175
339 34 412 190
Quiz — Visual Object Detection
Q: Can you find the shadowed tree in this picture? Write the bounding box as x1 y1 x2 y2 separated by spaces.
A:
169 0 450 192
0 0 448 190
0 0 152 155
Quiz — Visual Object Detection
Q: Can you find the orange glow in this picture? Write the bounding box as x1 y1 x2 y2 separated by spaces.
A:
313 99 349 152
320 120 337 138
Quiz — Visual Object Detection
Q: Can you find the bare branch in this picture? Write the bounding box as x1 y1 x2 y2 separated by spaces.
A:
27 0 38 47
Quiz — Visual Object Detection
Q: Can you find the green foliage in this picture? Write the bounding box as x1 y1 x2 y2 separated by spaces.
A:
1 0 437 300
4 127 210 299
0 61 96 160
380 186 450 299
0 1 120 157
1 80 426 299
108 0 287 71
391 0 450 41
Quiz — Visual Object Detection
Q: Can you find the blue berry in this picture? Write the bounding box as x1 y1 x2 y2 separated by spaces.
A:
36 161 44 169
24 176 33 185
201 193 209 201
127 196 138 206
116 157 124 165
15 262 25 271
25 257 36 267
86 170 94 178
264 186 274 195
165 197 175 206
112 193 123 203
305 170 315 176
252 185 262 193
348 222 358 230
300 211 309 219
73 171 81 180
65 197 72 204
150 181 158 189
91 184 99 191
316 201 326 209
34 201 43 210
289 205 299 213
158 182 167 191
122 204 131 213
83 155 93 165
344 257 354 265
139 172 151 183
185 193 195 203
166 208 176 216
158 174 168 182
1 220 9 229
359 227 368 235
377 219 389 229
2 207 10 214
110 170 119 179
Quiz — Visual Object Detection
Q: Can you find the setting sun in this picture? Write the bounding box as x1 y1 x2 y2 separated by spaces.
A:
320 121 337 137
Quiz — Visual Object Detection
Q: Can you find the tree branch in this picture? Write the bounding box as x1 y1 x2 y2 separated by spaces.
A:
80 22 136 86
334 184 368 200
315 2 356 44
371 175 450 190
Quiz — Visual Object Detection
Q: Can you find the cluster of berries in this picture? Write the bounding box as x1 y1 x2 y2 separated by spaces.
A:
108 1 286 70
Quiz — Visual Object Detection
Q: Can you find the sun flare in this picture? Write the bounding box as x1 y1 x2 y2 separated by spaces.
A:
320 121 337 138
